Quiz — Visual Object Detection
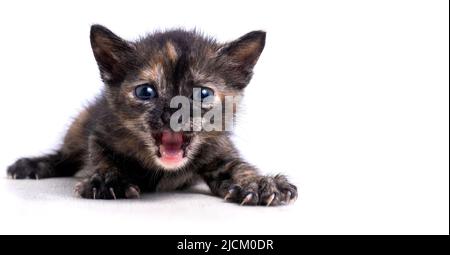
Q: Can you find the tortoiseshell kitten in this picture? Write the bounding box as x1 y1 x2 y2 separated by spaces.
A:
7 25 297 206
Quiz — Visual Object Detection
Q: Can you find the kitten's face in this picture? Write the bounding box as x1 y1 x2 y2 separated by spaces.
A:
90 25 265 170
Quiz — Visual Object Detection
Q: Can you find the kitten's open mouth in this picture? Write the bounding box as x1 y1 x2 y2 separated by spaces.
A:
152 130 193 167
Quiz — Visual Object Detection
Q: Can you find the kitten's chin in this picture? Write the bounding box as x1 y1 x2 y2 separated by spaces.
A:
152 130 192 171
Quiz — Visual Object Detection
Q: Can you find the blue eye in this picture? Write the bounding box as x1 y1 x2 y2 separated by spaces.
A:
135 84 157 100
198 87 214 101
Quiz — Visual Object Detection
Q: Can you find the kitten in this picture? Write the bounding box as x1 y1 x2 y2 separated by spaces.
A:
7 25 297 206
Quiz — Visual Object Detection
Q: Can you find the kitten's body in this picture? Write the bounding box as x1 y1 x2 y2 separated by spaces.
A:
7 26 297 206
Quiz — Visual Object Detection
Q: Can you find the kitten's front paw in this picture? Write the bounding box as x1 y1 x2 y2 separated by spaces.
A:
224 175 297 206
75 172 140 200
7 158 43 180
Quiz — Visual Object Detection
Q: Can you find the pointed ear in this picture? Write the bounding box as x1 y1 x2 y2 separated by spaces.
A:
90 24 135 85
220 30 266 72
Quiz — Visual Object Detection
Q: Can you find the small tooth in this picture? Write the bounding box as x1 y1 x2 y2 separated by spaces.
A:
92 188 97 200
12 174 17 180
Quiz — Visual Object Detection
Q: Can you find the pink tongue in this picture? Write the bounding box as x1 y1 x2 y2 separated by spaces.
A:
159 131 184 163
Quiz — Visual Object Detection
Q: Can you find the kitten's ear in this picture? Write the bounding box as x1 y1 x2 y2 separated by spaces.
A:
220 30 266 72
90 24 135 85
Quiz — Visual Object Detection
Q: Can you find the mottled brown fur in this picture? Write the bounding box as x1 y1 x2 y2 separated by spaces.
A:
7 25 297 206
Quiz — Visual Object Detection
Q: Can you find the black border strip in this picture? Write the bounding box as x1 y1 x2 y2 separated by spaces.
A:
0 235 448 254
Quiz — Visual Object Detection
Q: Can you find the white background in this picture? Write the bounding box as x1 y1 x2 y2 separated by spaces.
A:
0 0 448 234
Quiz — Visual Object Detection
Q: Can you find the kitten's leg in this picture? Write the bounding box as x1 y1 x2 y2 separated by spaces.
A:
74 138 141 200
7 151 82 179
201 159 298 206
7 108 89 180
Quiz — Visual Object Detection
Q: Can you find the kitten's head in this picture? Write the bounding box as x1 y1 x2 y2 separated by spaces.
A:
90 25 265 170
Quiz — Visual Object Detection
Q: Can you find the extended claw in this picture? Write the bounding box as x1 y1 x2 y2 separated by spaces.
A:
240 193 253 206
224 188 237 201
109 187 117 200
92 187 97 200
265 193 276 206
